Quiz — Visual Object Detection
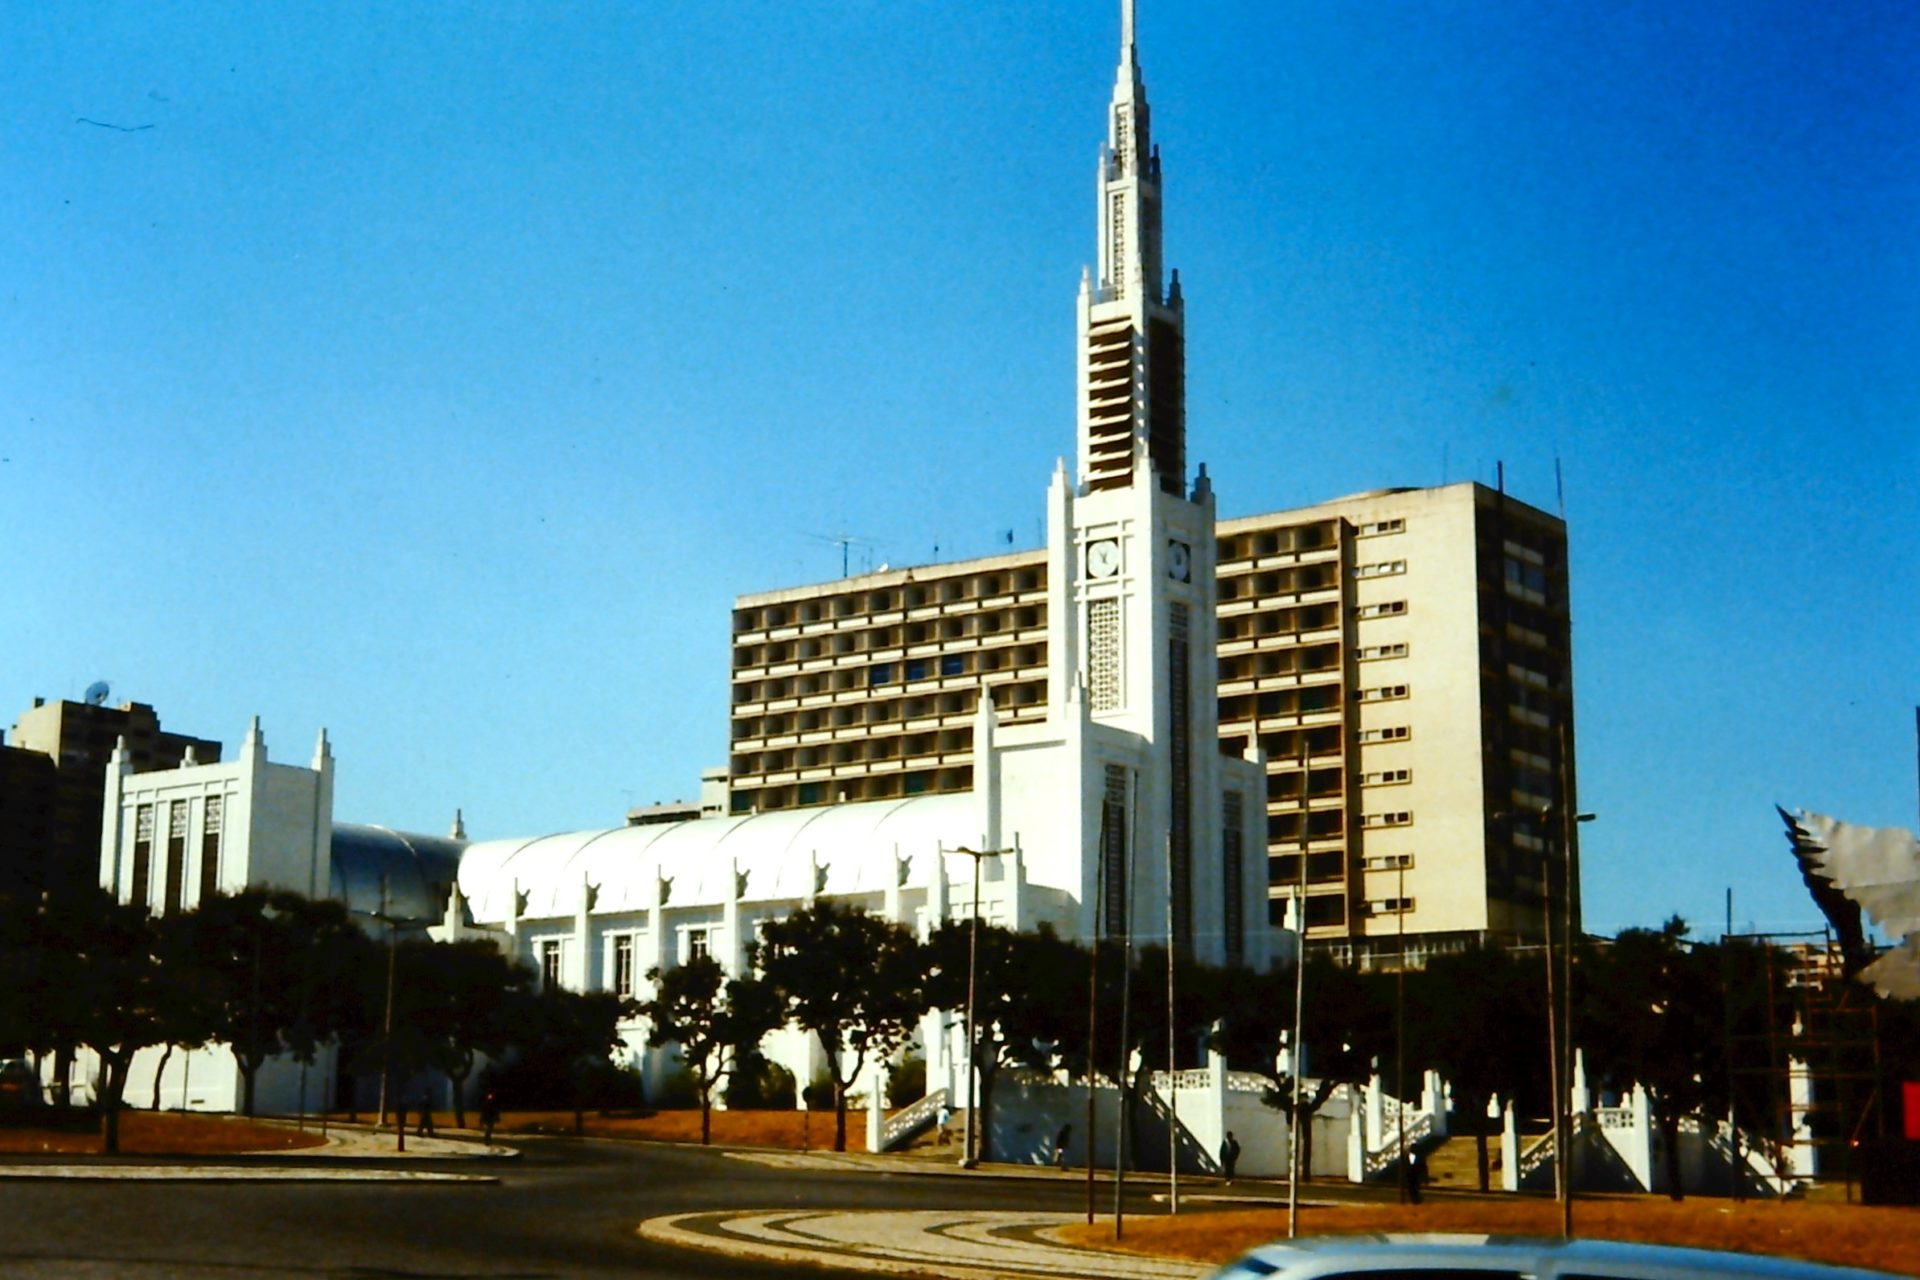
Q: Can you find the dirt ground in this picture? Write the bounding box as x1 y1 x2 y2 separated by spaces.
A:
485 1107 870 1150
0 1105 870 1155
1054 1197 1920 1276
0 1110 327 1155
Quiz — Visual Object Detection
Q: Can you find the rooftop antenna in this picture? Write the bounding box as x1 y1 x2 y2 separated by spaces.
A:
1555 456 1567 519
805 531 875 578
83 680 111 707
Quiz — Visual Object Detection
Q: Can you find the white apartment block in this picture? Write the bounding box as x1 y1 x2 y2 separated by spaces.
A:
730 480 1577 965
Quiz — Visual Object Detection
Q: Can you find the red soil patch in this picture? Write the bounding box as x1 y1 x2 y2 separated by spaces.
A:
489 1107 868 1151
1055 1198 1920 1276
0 1110 327 1156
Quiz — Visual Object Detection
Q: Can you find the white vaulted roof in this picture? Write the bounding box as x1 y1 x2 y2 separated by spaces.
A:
458 793 979 925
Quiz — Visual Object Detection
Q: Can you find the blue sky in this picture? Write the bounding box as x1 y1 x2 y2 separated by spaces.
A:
4 1 1915 939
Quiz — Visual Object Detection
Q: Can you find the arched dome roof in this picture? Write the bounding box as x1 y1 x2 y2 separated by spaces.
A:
458 793 979 924
329 823 466 925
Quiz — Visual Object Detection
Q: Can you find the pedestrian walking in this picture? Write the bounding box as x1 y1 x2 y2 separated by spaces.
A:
1054 1123 1072 1169
936 1103 953 1145
1407 1147 1427 1204
480 1091 501 1144
1220 1131 1241 1183
415 1091 435 1137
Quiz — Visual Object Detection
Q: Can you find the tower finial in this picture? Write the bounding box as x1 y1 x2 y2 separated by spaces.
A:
1122 0 1135 54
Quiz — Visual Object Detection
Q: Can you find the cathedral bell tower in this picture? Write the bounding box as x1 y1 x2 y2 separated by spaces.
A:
1047 0 1223 960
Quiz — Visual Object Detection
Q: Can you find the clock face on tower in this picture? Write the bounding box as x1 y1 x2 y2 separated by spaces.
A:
1167 540 1191 582
1086 538 1122 579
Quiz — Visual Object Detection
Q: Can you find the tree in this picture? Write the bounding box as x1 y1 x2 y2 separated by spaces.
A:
404 939 532 1127
529 987 639 1133
755 902 927 1151
146 916 222 1111
12 884 114 1110
66 892 183 1152
1212 952 1392 1179
923 922 1087 1161
1117 945 1234 1169
1405 943 1546 1190
1581 917 1725 1198
189 890 361 1117
639 955 782 1143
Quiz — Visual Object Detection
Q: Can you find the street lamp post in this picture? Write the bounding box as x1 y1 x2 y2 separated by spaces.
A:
945 843 1009 1169
355 875 431 1148
1537 803 1594 1238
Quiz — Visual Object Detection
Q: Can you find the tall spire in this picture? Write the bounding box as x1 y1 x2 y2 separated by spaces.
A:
1077 0 1185 495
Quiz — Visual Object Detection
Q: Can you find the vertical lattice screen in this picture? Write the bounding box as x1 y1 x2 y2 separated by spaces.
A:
132 803 154 907
1089 597 1121 711
1102 763 1129 937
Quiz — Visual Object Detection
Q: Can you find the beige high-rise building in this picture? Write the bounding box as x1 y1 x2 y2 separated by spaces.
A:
4 695 223 897
728 481 1575 964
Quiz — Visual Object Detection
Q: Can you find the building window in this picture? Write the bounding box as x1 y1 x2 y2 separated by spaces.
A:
199 795 223 903
1360 811 1413 828
1505 557 1548 599
131 803 155 908
1101 764 1128 936
1357 518 1405 537
1363 853 1414 870
1353 560 1406 578
940 655 964 677
612 935 635 997
1356 643 1409 661
685 928 710 965
1358 725 1411 743
162 800 188 914
1089 598 1121 711
1358 685 1410 702
906 659 928 681
1508 664 1553 694
1366 897 1414 915
540 939 563 990
1360 769 1412 786
1355 601 1408 619
869 663 894 686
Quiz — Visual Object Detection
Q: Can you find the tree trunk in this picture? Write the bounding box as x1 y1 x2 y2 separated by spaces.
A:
1475 1126 1491 1192
1660 1113 1685 1200
832 1077 848 1152
239 1061 258 1118
99 1050 134 1154
448 1060 471 1129
700 1085 713 1146
150 1044 175 1111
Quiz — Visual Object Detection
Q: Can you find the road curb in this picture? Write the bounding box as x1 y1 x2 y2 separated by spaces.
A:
0 1164 495 1183
640 1209 1205 1280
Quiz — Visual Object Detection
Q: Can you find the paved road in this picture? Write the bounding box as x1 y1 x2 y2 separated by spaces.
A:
0 1135 1191 1279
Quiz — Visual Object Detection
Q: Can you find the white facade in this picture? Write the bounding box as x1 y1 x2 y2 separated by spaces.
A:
90 719 340 1114
100 716 334 916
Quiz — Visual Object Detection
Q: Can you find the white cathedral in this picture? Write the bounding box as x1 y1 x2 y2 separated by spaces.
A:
95 3 1278 1116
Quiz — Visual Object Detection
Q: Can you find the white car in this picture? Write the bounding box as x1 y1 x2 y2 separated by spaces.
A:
1207 1236 1908 1280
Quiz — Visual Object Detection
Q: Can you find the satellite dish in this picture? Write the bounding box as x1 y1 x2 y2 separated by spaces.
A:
84 680 110 707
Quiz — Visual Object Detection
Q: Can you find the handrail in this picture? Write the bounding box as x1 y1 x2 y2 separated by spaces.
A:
1362 1109 1434 1178
880 1087 949 1151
